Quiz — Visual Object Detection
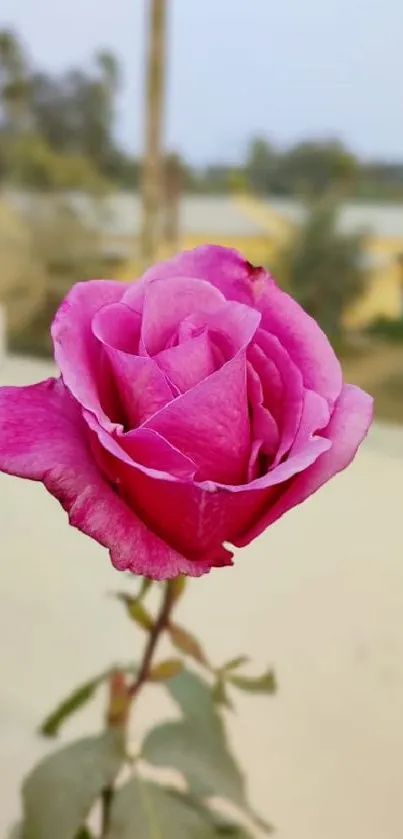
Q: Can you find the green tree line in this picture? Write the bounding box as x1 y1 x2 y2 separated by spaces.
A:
1 28 403 198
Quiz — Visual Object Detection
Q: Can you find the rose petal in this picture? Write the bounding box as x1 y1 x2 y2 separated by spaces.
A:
91 301 141 354
79 376 330 561
102 432 330 560
139 300 261 485
235 383 373 546
139 244 254 306
141 246 342 407
247 361 279 464
156 329 217 393
145 349 251 484
258 282 343 408
83 407 195 482
121 428 197 480
290 389 330 454
82 411 233 562
250 330 304 463
51 280 126 428
92 305 174 426
0 379 229 578
137 276 225 356
181 299 262 355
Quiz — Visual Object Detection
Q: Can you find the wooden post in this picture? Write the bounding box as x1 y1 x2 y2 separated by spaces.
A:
140 0 166 266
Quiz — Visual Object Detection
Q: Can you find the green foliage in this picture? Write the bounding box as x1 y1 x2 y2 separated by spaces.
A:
273 139 357 197
13 575 277 838
40 665 136 737
115 593 154 630
245 137 277 194
40 670 112 737
366 316 403 343
220 656 250 672
6 198 111 356
105 777 254 839
142 669 272 833
275 194 368 338
211 675 234 710
0 29 136 189
1 28 403 198
148 658 184 681
169 623 209 666
20 731 125 839
229 669 277 695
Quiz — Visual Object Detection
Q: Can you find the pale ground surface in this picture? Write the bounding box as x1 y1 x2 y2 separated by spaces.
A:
0 356 403 838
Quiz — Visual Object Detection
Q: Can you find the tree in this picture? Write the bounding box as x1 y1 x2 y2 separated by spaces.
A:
0 29 29 131
0 29 30 180
275 195 368 339
245 136 276 194
0 32 124 189
273 140 358 197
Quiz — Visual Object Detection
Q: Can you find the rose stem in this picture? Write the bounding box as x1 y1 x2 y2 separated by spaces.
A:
100 578 177 836
129 577 177 697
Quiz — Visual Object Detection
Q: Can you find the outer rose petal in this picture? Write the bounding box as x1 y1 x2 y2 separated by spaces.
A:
0 379 231 578
235 384 374 546
51 280 126 428
84 401 331 561
141 245 343 407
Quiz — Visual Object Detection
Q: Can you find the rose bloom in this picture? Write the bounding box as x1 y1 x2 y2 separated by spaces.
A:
0 247 373 579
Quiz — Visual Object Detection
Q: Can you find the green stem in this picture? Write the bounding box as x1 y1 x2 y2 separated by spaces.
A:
100 784 113 837
128 578 177 697
100 579 177 837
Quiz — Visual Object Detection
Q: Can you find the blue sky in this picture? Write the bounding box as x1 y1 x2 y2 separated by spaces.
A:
1 0 402 163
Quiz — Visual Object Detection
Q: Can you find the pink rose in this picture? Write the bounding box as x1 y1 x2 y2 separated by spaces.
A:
0 247 373 579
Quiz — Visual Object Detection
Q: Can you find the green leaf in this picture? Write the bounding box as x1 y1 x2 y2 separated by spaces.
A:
40 671 110 737
74 830 94 839
105 776 253 839
229 669 277 695
142 670 272 833
149 658 184 682
39 665 137 738
21 731 125 839
211 677 234 710
221 656 250 673
169 623 209 666
115 594 154 630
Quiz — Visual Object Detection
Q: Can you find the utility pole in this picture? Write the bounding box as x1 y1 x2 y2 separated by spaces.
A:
140 0 166 266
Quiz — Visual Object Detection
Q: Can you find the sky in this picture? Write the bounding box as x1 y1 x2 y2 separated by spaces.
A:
1 0 402 164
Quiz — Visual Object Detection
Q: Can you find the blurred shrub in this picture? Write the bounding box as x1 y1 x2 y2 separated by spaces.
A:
0 199 48 340
6 197 118 357
366 316 403 343
274 194 368 341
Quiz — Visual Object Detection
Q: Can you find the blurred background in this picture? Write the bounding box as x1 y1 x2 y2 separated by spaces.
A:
0 2 403 838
